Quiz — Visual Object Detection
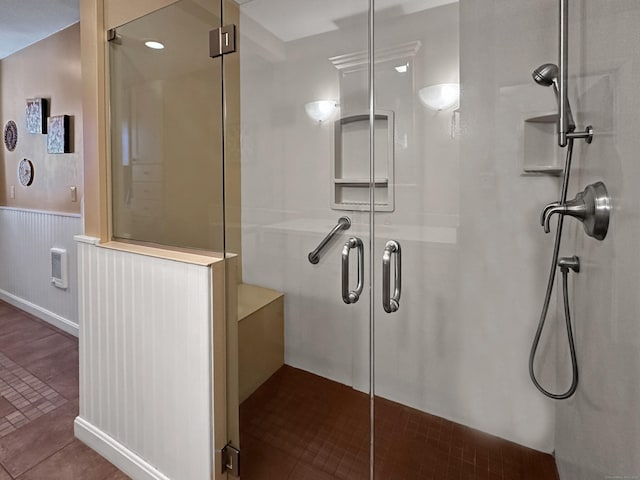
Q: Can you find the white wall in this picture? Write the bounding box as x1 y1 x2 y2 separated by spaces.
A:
240 1 561 453
0 207 81 335
457 0 562 453
239 3 370 389
0 23 83 337
554 1 640 478
75 239 215 480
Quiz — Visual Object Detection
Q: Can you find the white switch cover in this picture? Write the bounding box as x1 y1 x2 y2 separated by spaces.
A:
70 186 77 202
10 186 15 199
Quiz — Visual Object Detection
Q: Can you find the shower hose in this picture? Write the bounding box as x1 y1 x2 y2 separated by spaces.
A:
528 138 579 400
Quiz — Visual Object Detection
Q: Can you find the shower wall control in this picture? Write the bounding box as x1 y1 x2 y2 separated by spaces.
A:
529 0 604 400
558 256 580 273
541 182 611 240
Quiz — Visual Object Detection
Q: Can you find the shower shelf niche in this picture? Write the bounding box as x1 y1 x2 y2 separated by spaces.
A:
334 178 389 186
522 113 563 176
332 111 395 212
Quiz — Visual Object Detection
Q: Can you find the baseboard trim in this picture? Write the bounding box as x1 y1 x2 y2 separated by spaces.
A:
75 416 171 480
0 289 78 337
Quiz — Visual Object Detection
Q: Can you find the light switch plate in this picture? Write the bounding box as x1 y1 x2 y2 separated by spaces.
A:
10 186 15 199
70 186 77 202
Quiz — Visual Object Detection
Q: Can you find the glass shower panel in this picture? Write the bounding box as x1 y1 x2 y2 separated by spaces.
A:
229 0 373 477
370 4 462 477
372 1 563 478
109 0 224 251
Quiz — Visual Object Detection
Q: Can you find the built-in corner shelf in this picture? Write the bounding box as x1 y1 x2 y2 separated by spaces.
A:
331 111 395 212
333 178 389 186
526 113 558 124
522 113 563 176
523 166 563 176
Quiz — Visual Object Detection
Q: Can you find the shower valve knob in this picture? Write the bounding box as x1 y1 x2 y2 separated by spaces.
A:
541 182 611 240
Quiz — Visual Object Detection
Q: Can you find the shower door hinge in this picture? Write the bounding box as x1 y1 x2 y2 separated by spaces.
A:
209 24 236 58
221 443 240 477
107 29 121 44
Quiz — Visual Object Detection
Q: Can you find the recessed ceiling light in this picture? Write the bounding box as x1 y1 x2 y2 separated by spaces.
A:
395 64 408 73
145 41 165 50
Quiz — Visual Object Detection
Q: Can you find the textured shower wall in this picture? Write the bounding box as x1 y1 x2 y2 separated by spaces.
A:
457 0 561 452
553 2 640 479
239 4 369 392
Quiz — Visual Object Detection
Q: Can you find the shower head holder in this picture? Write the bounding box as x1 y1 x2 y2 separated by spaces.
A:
531 63 594 145
541 181 611 240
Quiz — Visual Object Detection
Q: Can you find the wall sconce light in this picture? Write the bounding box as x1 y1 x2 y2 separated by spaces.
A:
305 100 338 123
418 83 460 111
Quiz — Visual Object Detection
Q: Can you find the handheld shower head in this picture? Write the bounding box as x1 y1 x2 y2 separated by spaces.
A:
532 63 558 87
532 63 575 132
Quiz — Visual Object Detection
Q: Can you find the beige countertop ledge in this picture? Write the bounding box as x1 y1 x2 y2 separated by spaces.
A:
75 236 225 266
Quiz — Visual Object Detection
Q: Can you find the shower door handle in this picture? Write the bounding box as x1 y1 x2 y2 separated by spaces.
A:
342 237 364 304
382 240 401 313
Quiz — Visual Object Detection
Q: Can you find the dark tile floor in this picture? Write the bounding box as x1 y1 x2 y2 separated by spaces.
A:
0 300 129 480
240 365 560 480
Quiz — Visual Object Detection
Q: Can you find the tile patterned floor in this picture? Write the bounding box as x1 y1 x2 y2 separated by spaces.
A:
0 300 129 479
240 365 560 480
0 352 67 437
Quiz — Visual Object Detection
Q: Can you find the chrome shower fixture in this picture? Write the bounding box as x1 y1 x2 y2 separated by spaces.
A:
532 63 558 87
558 255 580 273
541 181 611 240
531 62 594 146
532 63 576 132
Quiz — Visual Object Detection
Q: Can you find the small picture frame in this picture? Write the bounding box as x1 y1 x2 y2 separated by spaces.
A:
47 115 71 154
26 98 48 134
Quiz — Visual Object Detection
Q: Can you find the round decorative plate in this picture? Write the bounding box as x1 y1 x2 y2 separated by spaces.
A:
4 121 17 152
18 159 34 187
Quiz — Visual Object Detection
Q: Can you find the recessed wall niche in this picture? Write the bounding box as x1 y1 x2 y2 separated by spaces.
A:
332 111 395 212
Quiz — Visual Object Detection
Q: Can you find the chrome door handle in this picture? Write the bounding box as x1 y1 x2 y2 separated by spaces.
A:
382 240 401 313
342 237 364 304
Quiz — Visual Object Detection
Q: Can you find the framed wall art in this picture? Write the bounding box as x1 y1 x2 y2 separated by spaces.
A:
3 121 17 152
18 158 34 186
47 115 71 154
26 98 49 134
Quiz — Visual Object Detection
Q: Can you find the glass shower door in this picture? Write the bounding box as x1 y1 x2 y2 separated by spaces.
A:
227 0 375 478
370 5 462 475
228 0 636 478
372 1 563 479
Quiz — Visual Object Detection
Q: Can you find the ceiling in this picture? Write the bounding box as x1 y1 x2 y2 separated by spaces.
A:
239 0 458 43
0 0 457 59
0 0 80 60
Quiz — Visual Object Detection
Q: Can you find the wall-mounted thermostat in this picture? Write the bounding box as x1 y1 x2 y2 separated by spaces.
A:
50 248 68 289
